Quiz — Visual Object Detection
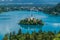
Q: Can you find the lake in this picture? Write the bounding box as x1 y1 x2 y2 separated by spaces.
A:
0 11 60 40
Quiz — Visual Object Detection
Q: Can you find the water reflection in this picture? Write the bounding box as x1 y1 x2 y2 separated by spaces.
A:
20 24 43 30
18 24 43 33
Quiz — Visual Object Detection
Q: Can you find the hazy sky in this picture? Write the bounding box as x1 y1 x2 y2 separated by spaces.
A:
0 0 60 4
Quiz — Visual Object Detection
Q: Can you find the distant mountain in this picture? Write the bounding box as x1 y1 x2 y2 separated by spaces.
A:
50 3 60 13
43 3 60 15
53 3 60 12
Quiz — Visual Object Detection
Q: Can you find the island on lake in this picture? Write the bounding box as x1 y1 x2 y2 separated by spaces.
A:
19 15 44 25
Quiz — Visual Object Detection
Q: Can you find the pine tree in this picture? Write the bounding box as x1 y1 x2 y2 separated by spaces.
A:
3 34 8 40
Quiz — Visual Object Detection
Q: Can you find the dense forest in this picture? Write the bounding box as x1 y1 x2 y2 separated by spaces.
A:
3 29 60 40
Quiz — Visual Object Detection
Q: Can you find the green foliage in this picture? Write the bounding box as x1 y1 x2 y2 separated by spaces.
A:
53 34 60 40
3 29 60 40
3 34 8 40
17 29 22 35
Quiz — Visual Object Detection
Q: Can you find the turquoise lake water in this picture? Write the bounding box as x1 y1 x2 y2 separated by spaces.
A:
0 11 60 40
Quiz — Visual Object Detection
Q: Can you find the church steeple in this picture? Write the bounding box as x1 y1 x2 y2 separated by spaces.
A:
30 14 34 20
31 14 33 17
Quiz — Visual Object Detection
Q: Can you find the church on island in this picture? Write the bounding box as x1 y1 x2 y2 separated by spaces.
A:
19 14 44 25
